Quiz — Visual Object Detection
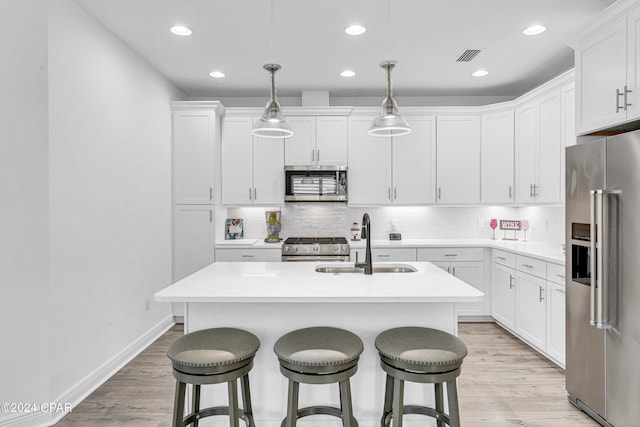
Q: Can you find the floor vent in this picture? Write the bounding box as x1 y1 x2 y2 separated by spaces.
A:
456 49 482 62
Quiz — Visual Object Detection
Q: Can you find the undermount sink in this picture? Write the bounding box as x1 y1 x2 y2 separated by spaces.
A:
315 264 417 274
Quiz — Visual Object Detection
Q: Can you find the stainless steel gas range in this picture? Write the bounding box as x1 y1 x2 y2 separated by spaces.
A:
281 237 350 262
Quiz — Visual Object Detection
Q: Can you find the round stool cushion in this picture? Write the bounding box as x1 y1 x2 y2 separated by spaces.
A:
274 327 363 370
168 327 260 375
375 327 467 373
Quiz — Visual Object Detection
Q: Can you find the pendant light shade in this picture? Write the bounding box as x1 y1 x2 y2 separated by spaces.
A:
252 64 293 139
369 61 411 137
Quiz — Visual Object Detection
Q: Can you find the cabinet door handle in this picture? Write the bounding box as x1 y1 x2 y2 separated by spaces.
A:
446 266 451 274
452 266 456 276
508 185 512 199
209 209 213 223
311 149 315 162
317 149 320 162
444 254 458 257
210 187 213 200
254 188 257 200
617 88 625 113
556 274 565 279
241 254 255 258
539 286 545 302
555 288 566 294
522 264 534 269
624 85 632 111
497 256 506 260
438 187 442 199
533 184 538 197
529 184 533 198
509 275 514 289
376 254 391 258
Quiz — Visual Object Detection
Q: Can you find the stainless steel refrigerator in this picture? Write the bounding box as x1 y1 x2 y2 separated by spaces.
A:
566 129 640 427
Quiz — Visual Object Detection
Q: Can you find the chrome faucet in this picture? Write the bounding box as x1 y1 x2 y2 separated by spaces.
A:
354 213 373 275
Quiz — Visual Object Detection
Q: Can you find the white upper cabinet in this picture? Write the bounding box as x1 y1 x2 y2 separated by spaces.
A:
348 116 392 205
573 5 640 134
284 116 348 165
172 105 219 204
348 115 435 206
436 116 481 204
481 111 514 204
393 116 437 205
515 90 562 204
221 116 284 206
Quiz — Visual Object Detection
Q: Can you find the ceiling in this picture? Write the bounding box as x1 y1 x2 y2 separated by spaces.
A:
74 0 615 99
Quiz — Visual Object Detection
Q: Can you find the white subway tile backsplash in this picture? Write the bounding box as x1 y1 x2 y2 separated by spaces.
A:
222 204 565 246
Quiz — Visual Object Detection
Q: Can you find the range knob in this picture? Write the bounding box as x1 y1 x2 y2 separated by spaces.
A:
313 246 319 252
333 245 339 252
283 246 289 253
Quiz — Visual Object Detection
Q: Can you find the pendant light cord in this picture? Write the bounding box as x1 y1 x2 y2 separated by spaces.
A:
387 0 391 59
270 0 275 61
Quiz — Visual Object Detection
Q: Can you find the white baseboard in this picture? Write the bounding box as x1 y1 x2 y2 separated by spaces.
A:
29 315 175 427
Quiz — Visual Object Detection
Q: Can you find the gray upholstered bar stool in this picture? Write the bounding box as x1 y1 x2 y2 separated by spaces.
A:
375 327 468 427
167 327 260 427
274 327 364 427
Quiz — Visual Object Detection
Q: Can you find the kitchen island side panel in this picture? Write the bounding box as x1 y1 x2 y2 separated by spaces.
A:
185 301 457 427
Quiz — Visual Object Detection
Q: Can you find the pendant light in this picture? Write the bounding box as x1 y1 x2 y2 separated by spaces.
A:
252 0 293 139
369 0 410 137
252 64 293 138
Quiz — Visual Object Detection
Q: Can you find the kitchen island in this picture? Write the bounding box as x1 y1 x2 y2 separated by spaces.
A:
155 261 483 427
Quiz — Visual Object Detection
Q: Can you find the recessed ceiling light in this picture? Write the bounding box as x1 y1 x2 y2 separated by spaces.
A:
472 70 489 77
523 25 546 36
170 25 192 36
340 70 356 77
209 71 226 78
345 24 366 36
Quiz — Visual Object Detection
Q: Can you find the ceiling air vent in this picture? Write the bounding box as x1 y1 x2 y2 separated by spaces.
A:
455 49 482 62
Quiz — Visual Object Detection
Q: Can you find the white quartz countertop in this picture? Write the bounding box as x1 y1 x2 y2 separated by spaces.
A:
154 261 484 303
216 238 565 264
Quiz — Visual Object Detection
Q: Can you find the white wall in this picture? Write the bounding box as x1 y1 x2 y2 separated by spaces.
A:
0 1 51 425
48 0 182 408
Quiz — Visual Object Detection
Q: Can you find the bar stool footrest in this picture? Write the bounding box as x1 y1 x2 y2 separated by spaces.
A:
183 406 255 427
382 405 450 427
280 405 358 427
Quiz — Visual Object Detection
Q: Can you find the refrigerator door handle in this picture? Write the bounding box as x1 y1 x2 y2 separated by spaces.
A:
590 189 621 329
590 189 597 327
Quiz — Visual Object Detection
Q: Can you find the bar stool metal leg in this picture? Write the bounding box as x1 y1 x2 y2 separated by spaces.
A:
435 383 445 427
446 380 460 427
173 381 186 427
227 379 239 427
381 374 393 426
392 377 404 427
241 374 254 426
285 380 299 427
339 379 355 427
192 384 201 427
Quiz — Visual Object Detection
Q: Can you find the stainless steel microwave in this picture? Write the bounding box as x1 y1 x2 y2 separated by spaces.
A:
284 165 347 202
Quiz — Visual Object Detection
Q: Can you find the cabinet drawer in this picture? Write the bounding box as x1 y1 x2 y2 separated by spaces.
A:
546 262 567 285
417 247 484 262
216 248 281 262
351 248 417 262
515 255 546 279
492 250 516 268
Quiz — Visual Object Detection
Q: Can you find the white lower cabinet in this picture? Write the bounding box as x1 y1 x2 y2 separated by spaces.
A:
216 248 281 262
546 281 566 366
515 271 547 352
417 248 488 317
491 262 516 331
350 247 417 262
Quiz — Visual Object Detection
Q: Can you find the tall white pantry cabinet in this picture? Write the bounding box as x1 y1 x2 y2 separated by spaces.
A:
171 102 222 316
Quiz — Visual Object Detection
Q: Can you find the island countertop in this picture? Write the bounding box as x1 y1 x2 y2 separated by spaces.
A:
154 261 484 303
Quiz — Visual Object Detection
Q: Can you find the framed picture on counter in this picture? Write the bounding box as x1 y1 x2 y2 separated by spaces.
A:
225 218 244 240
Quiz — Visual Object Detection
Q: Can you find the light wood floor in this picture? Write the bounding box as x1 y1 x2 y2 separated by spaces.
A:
55 322 597 427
